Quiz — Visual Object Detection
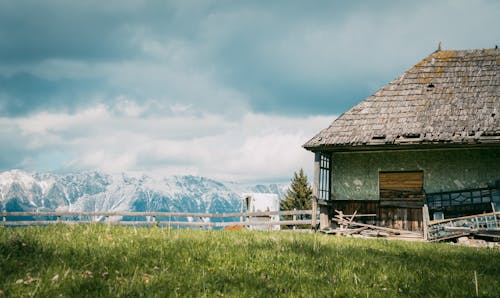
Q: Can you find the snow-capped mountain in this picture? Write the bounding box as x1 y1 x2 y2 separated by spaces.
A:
0 170 288 214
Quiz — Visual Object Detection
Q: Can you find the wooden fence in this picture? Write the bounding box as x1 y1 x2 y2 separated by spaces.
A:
0 209 315 229
425 211 500 241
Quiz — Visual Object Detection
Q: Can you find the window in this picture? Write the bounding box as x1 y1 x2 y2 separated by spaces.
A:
318 153 331 200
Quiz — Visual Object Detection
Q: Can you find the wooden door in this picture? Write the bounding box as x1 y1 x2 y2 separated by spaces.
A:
378 171 424 231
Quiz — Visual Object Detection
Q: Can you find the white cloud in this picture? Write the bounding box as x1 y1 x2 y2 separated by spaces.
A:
4 1 496 181
112 96 147 117
15 104 109 134
2 104 333 182
170 103 192 114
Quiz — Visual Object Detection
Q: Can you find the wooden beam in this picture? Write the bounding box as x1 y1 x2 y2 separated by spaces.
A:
309 151 321 231
0 219 313 228
333 216 422 236
312 152 321 199
444 226 500 232
0 210 317 229
319 205 330 229
429 211 500 225
311 196 318 230
347 210 358 225
0 210 313 219
422 204 430 241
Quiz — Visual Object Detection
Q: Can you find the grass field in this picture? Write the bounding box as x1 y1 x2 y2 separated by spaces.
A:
1 225 499 297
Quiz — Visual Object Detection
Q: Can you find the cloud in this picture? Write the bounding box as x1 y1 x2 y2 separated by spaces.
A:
0 72 105 116
0 0 498 180
203 0 500 115
0 103 333 181
1 0 498 117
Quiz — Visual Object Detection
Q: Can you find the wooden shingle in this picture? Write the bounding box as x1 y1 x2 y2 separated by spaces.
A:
304 49 500 150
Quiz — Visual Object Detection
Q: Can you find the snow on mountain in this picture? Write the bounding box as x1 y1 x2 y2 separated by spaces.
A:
0 170 287 214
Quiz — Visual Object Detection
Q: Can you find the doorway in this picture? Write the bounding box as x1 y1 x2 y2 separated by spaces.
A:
378 171 424 230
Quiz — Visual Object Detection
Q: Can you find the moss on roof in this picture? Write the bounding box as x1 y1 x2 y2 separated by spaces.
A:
304 48 500 150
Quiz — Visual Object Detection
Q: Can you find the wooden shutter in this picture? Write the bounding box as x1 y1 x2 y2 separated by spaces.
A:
379 171 423 201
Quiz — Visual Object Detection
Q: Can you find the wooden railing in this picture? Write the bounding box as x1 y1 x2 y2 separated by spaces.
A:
0 210 315 229
425 211 500 241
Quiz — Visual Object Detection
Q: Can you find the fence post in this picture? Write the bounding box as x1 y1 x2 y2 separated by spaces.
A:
199 217 205 230
240 198 244 224
422 204 429 241
293 208 297 230
311 196 318 230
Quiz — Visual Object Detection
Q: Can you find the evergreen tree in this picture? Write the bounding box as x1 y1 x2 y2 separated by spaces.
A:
281 169 313 214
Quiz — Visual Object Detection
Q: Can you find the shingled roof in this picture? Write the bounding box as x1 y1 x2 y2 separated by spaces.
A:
304 48 500 151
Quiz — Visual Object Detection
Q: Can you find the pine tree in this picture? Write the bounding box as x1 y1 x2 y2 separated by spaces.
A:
281 169 313 215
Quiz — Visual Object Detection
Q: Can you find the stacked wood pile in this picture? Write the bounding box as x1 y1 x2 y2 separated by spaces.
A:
320 210 423 240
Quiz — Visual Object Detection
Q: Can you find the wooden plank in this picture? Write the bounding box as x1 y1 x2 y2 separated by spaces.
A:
0 219 313 227
347 210 358 225
331 200 424 232
332 200 379 227
427 211 500 241
379 171 424 231
444 227 500 232
331 201 378 215
342 214 377 217
333 216 422 236
0 221 93 226
380 201 424 208
312 152 321 199
422 204 429 241
474 233 500 238
379 172 424 200
321 226 369 235
311 196 318 230
379 171 423 188
343 226 369 235
429 211 500 225
0 210 313 219
377 206 423 231
428 233 469 242
380 190 424 199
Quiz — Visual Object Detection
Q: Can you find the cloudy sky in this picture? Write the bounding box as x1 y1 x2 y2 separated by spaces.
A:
0 0 499 182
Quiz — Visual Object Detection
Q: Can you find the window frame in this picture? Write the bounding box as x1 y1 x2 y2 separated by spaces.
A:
318 153 331 201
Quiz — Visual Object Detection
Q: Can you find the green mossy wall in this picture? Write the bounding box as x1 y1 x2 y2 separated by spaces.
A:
331 148 500 200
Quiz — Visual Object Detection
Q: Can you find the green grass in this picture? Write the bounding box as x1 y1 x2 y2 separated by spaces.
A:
0 225 499 297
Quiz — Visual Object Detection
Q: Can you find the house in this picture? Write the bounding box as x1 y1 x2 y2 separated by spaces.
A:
242 193 280 230
303 48 500 231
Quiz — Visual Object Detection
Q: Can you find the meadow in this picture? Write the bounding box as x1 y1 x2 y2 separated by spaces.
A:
1 224 499 297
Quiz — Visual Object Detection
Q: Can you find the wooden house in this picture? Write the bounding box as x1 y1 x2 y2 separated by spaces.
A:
303 48 500 231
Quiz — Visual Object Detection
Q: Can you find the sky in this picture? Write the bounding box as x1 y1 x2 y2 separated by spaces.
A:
0 0 499 183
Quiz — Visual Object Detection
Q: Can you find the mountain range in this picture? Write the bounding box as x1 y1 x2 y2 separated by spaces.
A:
0 170 287 216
